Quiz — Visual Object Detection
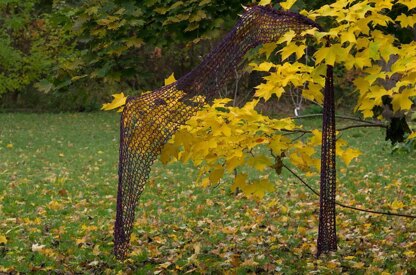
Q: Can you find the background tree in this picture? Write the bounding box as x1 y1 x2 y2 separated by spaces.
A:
150 0 416 201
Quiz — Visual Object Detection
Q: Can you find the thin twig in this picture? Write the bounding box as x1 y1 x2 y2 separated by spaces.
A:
290 114 383 125
291 132 308 142
281 123 386 135
282 164 416 219
337 124 387 131
281 128 312 134
283 164 319 196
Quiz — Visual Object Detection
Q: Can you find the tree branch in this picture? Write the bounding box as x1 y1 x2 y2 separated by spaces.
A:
282 164 416 219
281 123 386 136
281 129 312 134
289 114 384 125
337 124 387 131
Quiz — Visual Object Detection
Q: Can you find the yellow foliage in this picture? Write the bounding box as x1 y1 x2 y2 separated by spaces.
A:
101 92 127 112
105 1 414 202
258 0 272 6
164 73 176 85
280 0 297 10
253 0 416 119
407 132 416 140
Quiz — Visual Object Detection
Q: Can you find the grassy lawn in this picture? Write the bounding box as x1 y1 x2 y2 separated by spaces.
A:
0 112 415 273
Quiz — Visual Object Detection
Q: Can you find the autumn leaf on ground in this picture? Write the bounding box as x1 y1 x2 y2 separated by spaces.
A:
341 148 361 166
404 250 415 258
32 243 46 252
390 200 404 210
0 235 7 244
48 200 64 211
241 258 259 267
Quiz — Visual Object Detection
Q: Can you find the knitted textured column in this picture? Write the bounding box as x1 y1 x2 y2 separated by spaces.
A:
317 65 337 256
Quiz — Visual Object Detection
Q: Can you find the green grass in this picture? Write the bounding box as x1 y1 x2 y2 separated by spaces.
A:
0 112 415 273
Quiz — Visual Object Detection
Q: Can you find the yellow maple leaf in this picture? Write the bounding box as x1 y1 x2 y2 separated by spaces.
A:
48 200 64 211
279 43 306 60
101 93 127 111
340 30 356 44
247 155 272 171
302 83 324 104
351 262 365 269
258 0 272 6
314 46 336 66
0 235 7 244
309 129 322 146
269 135 289 155
280 0 297 10
255 62 274 72
341 148 361 166
251 179 274 199
259 43 278 59
407 132 416 140
396 14 416 28
160 143 179 164
390 200 405 210
164 73 176 86
231 173 248 192
209 167 224 184
76 236 87 245
397 0 416 10
254 83 274 101
391 88 416 112
404 250 415 257
238 178 275 199
277 30 297 44
226 156 245 172
125 36 144 48
81 224 98 231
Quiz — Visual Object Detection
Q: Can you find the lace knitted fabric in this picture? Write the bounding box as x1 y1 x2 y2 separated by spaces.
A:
114 5 335 259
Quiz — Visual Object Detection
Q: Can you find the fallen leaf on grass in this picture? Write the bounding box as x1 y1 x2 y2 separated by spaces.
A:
351 262 365 269
404 250 415 257
48 200 64 210
0 235 7 244
241 259 258 267
390 200 404 210
32 243 46 252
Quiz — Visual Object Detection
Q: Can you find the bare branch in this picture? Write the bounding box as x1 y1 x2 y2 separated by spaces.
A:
289 114 384 125
337 124 387 131
282 164 416 219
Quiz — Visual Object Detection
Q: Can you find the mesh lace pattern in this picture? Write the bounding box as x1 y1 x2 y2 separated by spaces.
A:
113 6 335 259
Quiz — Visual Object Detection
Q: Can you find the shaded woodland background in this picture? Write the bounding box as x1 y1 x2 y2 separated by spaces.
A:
5 0 411 113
